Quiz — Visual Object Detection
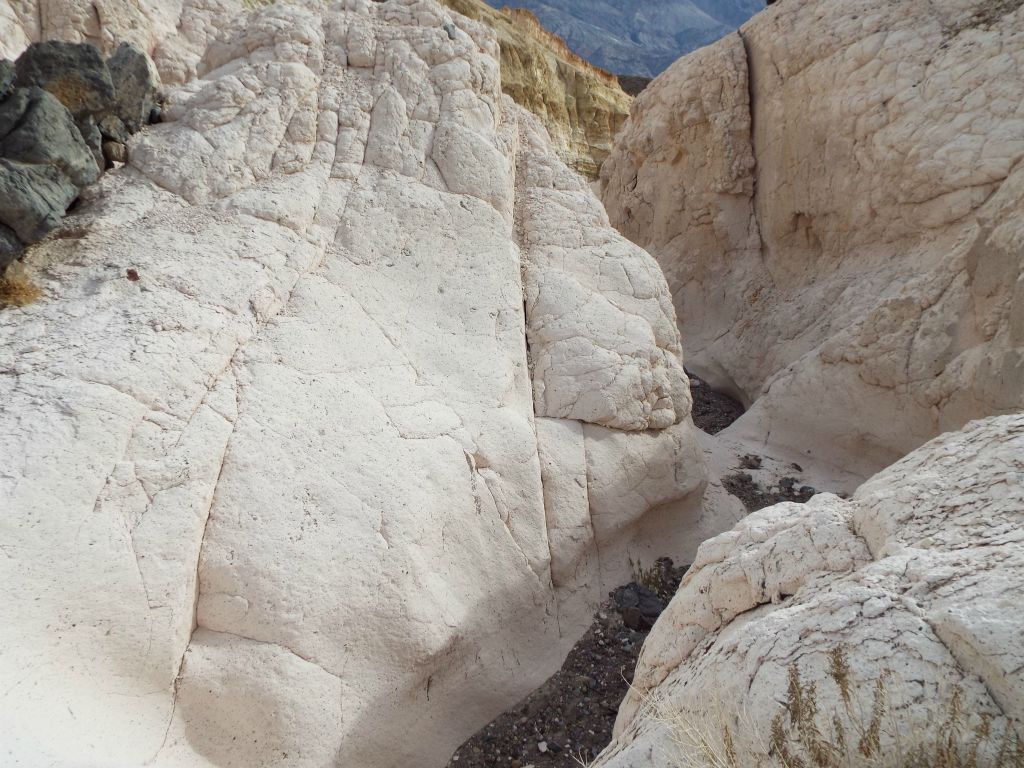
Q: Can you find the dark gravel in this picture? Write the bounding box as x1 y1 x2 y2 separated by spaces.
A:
616 75 653 96
688 372 745 434
447 560 687 768
722 472 817 512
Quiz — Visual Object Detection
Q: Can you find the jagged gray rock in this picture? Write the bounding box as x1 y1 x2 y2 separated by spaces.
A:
0 221 19 270
107 41 160 132
0 40 160 266
0 58 13 98
0 86 99 186
0 86 98 242
14 40 115 120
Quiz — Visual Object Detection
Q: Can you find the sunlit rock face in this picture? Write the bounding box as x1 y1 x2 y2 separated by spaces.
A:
601 0 1024 477
440 0 632 178
593 413 1024 768
0 1 729 766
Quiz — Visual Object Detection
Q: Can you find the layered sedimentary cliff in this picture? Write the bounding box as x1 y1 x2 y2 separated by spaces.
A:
594 413 1024 766
439 0 631 177
601 0 1024 476
0 0 738 765
482 0 764 78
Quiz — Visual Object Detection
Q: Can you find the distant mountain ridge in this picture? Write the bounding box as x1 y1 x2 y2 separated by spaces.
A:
483 0 764 77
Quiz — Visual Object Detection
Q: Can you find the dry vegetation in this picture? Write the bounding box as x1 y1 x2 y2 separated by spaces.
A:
635 648 1024 768
0 272 42 308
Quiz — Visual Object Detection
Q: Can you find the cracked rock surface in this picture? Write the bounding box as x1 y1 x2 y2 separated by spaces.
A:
439 0 632 179
600 0 1024 478
591 414 1024 767
0 1 728 766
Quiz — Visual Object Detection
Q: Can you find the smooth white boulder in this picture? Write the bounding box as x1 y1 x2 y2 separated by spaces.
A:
0 1 724 765
593 414 1024 767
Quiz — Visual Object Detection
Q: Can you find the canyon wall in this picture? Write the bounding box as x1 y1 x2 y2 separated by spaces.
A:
479 0 764 78
439 0 631 177
0 0 633 178
601 0 1024 476
593 413 1024 766
0 0 739 765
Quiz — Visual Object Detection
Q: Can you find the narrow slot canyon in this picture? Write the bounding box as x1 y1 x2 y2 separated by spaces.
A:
1 0 1022 767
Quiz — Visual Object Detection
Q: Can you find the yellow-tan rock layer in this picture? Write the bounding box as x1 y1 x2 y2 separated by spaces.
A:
441 0 631 177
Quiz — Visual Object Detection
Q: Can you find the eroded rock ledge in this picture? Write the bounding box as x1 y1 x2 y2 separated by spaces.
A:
601 0 1024 477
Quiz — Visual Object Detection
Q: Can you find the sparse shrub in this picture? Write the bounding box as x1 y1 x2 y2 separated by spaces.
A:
0 271 41 307
638 647 1024 768
628 557 687 602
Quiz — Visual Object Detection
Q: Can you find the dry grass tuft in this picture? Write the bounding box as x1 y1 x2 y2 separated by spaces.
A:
0 272 42 307
629 647 1024 768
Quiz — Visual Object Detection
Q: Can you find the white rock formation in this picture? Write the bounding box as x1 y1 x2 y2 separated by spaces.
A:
0 1 735 765
592 414 1024 767
601 0 1024 477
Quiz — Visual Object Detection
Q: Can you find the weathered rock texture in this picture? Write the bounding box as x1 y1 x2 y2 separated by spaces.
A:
0 0 632 180
0 40 160 267
440 0 631 177
0 1 734 766
593 413 1024 767
601 0 1024 476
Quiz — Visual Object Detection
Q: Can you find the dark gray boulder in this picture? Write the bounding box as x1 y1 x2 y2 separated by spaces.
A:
0 223 20 271
0 159 80 243
0 41 160 258
98 114 130 143
107 42 160 133
0 85 99 245
0 87 100 187
14 41 115 121
612 583 666 631
78 114 105 169
0 60 14 101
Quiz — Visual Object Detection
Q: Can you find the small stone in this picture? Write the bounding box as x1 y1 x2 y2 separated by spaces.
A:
536 741 547 753
103 140 128 166
98 114 129 143
739 454 762 470
126 268 140 282
0 158 79 244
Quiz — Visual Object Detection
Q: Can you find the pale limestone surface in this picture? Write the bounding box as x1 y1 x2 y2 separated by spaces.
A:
0 1 722 765
592 414 1024 767
601 0 1024 477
